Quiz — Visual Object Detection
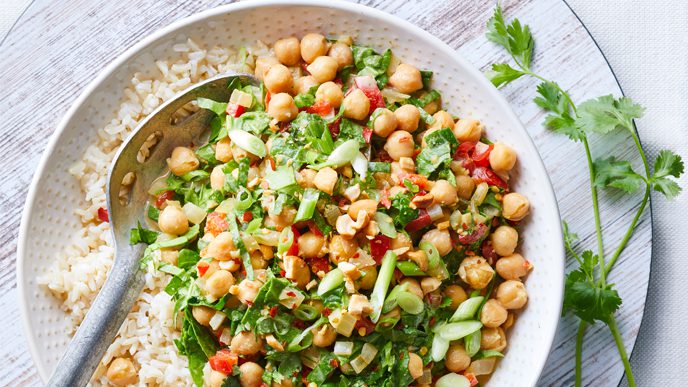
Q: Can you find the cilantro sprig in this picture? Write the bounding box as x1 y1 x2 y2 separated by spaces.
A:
486 4 683 386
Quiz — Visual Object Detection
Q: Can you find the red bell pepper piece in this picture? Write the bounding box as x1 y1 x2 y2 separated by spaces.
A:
370 235 391 263
154 190 175 209
287 225 300 256
472 167 508 189
208 350 238 374
306 100 333 117
225 102 246 118
205 212 229 237
457 223 489 245
97 207 109 223
405 210 432 232
353 76 386 113
363 126 373 143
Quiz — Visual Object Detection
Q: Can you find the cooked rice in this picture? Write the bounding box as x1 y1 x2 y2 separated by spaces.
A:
38 38 271 386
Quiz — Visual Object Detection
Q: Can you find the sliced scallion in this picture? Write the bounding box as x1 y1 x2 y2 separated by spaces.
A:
431 331 450 362
370 250 398 323
382 282 409 313
317 268 344 296
277 227 294 256
375 212 397 238
396 261 426 276
464 330 481 357
436 320 482 341
234 187 254 211
294 188 319 223
227 129 266 157
396 291 425 315
420 240 449 280
450 296 484 322
435 373 470 387
293 304 320 321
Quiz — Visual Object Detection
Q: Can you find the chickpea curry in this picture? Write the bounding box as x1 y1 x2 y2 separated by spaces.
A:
130 33 532 387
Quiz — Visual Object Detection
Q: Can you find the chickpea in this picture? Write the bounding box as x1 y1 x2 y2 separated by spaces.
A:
430 179 458 206
200 260 221 278
421 277 442 295
496 253 529 280
481 327 507 351
106 357 137 387
250 251 268 270
502 192 530 221
167 146 199 176
400 278 423 299
160 250 178 266
284 255 311 289
239 362 264 387
455 174 476 200
298 168 317 189
368 108 397 138
236 278 263 304
358 266 377 290
429 110 455 131
206 232 235 261
274 37 301 66
215 136 233 163
407 352 424 380
489 142 517 172
265 206 296 231
264 64 294 94
158 205 189 235
259 244 274 261
384 130 415 161
192 305 215 326
445 343 471 372
480 299 508 328
328 42 353 69
206 270 234 298
307 56 338 83
267 93 298 122
329 235 358 263
342 88 370 121
491 225 518 256
231 144 258 163
206 370 228 387
293 75 319 96
300 33 328 63
496 280 528 309
453 118 484 142
388 63 423 94
254 56 280 81
210 165 226 191
312 323 337 347
315 82 344 108
231 331 263 356
394 105 421 132
348 199 378 221
298 231 325 259
503 313 516 330
421 228 452 257
443 285 468 310
458 256 495 290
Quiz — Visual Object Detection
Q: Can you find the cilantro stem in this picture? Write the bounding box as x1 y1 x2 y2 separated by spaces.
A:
608 315 636 387
575 321 586 387
582 136 607 285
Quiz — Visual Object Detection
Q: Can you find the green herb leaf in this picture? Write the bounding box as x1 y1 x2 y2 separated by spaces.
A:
486 4 534 68
129 222 158 245
576 95 644 134
651 150 685 198
197 97 228 116
486 63 526 88
593 157 645 193
563 269 621 324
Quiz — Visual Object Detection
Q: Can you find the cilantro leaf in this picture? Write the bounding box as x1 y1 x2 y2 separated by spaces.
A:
543 111 583 141
650 150 683 199
129 222 158 245
486 4 534 68
486 63 526 88
534 81 584 141
576 95 644 134
593 157 645 193
563 270 621 324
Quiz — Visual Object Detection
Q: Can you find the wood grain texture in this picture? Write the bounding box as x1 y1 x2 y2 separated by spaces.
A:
0 0 651 386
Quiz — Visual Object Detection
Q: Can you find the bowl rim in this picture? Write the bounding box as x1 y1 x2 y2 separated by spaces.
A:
16 0 565 383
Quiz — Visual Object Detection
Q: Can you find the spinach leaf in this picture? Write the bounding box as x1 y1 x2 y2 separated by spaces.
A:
351 45 392 87
129 222 158 245
230 111 271 135
416 128 458 176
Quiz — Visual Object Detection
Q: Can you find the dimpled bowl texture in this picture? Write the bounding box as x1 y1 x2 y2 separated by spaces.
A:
17 1 564 385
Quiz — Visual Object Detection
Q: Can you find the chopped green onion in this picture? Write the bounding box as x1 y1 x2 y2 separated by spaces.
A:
375 212 397 238
181 170 209 182
234 187 254 211
435 373 470 387
351 152 368 179
293 304 320 321
431 330 450 362
464 330 481 357
227 129 266 158
277 227 294 256
294 188 320 223
396 291 425 315
436 320 482 341
395 261 426 276
370 250 398 323
450 296 484 322
265 166 297 192
227 215 254 280
158 224 199 248
420 240 449 280
312 139 360 169
375 313 401 331
317 268 344 296
382 282 409 313
287 317 327 351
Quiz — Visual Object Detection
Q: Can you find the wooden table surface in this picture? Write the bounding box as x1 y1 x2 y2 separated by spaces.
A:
0 0 651 385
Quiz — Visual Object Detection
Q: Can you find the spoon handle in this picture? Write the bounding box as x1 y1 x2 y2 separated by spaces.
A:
46 244 145 387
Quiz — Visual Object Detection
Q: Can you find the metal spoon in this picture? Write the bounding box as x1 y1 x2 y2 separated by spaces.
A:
47 73 257 387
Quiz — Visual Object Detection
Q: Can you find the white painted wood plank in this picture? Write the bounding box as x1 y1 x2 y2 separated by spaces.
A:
0 0 651 385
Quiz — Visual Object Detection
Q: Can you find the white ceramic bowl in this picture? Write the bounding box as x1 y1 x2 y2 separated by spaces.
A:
17 0 564 385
